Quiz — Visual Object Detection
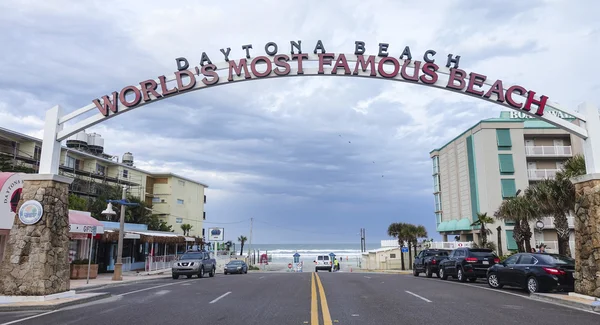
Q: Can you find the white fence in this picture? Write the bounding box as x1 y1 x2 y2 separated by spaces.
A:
146 254 177 272
540 216 575 229
525 146 572 156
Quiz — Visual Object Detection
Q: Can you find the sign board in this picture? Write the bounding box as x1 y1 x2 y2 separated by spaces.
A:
0 172 23 230
401 247 409 253
91 226 97 237
208 227 224 241
18 200 43 225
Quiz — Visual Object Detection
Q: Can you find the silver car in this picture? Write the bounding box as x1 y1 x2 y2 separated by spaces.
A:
224 260 248 274
172 251 216 279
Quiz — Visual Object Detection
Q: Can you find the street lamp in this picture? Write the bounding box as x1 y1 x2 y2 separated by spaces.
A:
102 186 139 281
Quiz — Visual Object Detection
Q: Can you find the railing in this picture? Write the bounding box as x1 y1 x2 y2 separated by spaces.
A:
540 216 575 229
534 240 576 256
146 254 177 272
525 146 572 156
527 169 559 180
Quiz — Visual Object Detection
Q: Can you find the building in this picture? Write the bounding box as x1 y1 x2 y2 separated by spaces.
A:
429 110 582 255
0 126 208 238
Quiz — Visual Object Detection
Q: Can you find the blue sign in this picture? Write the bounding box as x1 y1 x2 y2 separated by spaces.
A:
293 253 300 257
401 247 409 253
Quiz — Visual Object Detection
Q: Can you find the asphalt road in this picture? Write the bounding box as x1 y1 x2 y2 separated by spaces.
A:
1 271 599 325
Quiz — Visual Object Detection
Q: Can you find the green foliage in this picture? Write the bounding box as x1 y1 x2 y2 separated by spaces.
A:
68 194 88 211
181 224 193 236
557 154 586 180
248 265 260 271
0 156 36 173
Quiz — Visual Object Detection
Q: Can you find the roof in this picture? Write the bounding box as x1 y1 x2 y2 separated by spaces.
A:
151 173 209 188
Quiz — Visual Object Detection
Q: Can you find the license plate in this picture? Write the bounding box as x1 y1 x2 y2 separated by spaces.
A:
482 261 489 265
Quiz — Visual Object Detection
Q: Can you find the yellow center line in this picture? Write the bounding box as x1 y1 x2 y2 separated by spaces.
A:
311 272 319 325
315 273 333 325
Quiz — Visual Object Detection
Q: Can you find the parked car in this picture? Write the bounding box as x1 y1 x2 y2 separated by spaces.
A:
224 260 248 274
438 248 500 282
314 255 332 272
413 249 451 278
486 253 575 293
172 250 216 279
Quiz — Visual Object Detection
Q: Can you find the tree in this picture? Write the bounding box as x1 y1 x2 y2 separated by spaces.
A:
495 198 525 252
68 194 88 211
238 235 248 255
181 224 193 236
511 193 543 253
470 213 494 247
413 225 428 257
557 154 586 180
387 222 408 271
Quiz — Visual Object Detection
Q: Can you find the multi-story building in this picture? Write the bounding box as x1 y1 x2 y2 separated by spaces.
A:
0 127 208 237
429 110 582 255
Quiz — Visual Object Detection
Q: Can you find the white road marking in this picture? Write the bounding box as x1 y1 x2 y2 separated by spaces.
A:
351 314 360 317
259 276 265 279
154 290 170 295
118 281 181 296
364 276 371 279
209 291 232 304
405 290 432 303
0 310 60 325
181 283 192 286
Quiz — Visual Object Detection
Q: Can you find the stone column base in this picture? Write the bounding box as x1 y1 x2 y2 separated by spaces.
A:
572 173 600 298
0 174 73 296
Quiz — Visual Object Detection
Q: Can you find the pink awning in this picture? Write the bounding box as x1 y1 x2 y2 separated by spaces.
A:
69 210 103 227
69 210 104 239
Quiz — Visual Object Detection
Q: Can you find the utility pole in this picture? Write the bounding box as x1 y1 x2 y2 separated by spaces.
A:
359 228 366 252
248 218 253 265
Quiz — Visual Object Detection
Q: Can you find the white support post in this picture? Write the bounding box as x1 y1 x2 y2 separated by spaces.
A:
579 102 600 174
38 105 64 175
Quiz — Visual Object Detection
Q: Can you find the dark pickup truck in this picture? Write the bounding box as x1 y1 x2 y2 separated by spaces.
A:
413 249 451 278
438 248 500 282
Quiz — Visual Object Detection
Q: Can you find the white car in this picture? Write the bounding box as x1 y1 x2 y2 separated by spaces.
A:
314 255 332 272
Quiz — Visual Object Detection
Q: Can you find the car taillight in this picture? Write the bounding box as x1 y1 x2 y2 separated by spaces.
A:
465 257 478 263
493 258 500 264
543 267 566 276
431 259 436 265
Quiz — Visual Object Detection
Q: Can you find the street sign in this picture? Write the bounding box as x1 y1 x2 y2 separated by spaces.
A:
401 247 409 253
91 226 97 237
288 263 292 269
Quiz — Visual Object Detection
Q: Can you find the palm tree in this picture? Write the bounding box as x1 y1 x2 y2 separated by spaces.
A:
387 222 407 270
402 224 418 266
528 177 576 256
511 193 543 253
238 235 248 255
557 154 586 180
495 198 525 252
470 213 494 247
413 225 428 257
180 224 192 236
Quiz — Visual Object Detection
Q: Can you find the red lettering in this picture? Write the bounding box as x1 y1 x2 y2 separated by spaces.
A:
466 72 487 96
175 70 196 91
92 92 118 116
400 60 421 82
506 85 527 109
158 75 178 96
446 68 467 90
201 64 219 85
140 80 162 102
251 56 272 78
353 55 376 76
484 79 505 102
377 57 400 78
524 91 548 116
228 59 252 81
419 63 439 84
318 53 335 74
331 54 351 75
274 54 291 76
292 53 308 74
119 86 142 108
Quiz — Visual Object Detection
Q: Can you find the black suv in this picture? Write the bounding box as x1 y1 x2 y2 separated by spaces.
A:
438 248 500 282
413 249 450 278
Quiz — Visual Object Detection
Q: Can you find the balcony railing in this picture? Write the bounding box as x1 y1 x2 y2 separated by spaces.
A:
527 169 559 180
525 145 572 157
540 216 575 229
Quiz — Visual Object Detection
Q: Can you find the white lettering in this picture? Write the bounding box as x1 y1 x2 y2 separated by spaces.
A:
509 111 519 119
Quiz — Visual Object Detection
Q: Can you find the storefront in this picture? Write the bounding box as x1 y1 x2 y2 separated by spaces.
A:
68 210 105 263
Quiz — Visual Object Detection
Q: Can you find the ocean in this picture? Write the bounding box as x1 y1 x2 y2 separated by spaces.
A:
244 243 381 266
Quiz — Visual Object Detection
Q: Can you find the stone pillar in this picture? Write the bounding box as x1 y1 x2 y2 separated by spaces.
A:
0 174 72 296
572 173 600 298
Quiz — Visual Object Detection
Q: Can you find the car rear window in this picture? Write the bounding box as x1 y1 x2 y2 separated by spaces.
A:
425 251 448 257
318 256 329 261
469 249 496 258
538 254 575 265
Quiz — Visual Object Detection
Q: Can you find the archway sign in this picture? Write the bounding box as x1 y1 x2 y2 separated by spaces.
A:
38 39 600 175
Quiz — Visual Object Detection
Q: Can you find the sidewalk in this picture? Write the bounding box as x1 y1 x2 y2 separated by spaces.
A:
530 292 600 313
71 270 170 291
359 269 412 275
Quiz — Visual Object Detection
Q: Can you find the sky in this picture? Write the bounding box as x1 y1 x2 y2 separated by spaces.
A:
1 0 599 245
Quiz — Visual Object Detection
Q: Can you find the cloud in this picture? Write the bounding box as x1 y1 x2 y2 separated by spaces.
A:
1 0 599 244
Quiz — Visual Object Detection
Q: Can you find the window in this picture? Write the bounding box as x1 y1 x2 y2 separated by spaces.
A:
122 170 129 179
496 129 512 150
34 146 41 161
498 154 515 174
432 156 439 174
178 180 185 186
517 255 537 265
390 254 396 258
203 212 206 220
434 193 442 211
435 212 442 224
204 195 207 204
433 175 440 192
504 254 519 265
152 197 161 203
505 230 518 250
176 218 183 224
501 179 517 198
177 199 184 204
65 156 76 169
96 163 105 175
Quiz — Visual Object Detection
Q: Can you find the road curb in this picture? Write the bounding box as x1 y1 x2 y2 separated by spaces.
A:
0 292 112 312
530 293 600 313
74 276 171 292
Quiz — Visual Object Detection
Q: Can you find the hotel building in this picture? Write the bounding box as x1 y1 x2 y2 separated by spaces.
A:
430 110 582 255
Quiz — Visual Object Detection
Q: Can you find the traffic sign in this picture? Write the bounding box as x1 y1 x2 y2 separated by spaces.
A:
401 247 409 253
288 263 292 269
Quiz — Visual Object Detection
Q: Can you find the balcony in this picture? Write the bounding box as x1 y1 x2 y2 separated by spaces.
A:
540 216 575 229
525 146 572 157
527 169 559 180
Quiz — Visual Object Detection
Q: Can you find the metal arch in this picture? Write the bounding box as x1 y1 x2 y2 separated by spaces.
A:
55 53 589 141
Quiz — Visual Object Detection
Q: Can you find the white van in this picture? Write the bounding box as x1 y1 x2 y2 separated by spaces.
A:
314 255 332 272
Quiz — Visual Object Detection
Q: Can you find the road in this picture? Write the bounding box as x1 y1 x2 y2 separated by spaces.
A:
1 271 599 325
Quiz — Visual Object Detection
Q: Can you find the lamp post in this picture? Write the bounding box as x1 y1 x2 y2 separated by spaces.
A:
102 186 139 281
